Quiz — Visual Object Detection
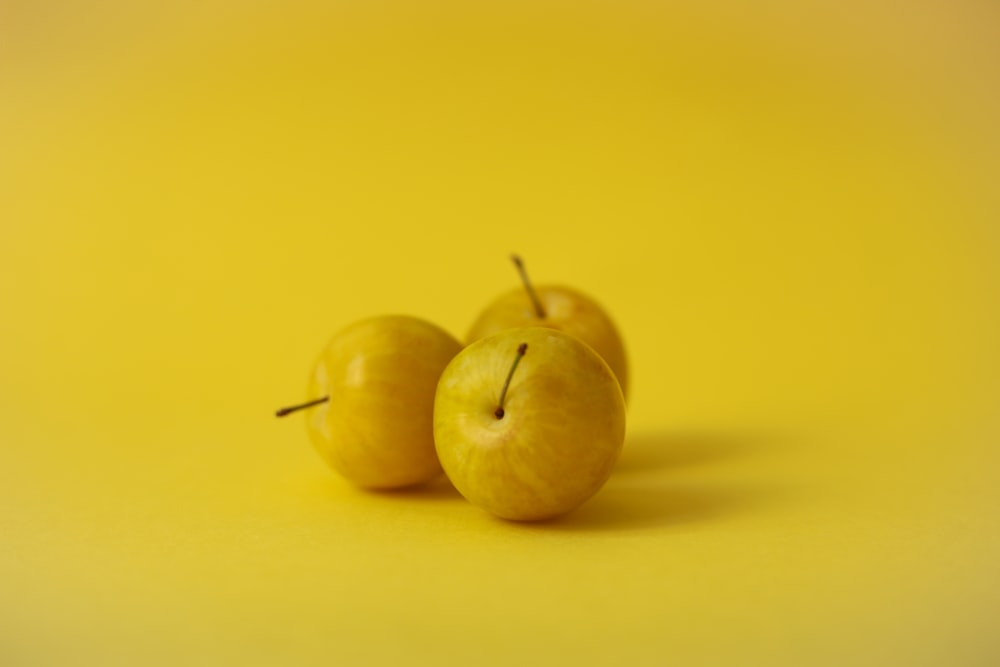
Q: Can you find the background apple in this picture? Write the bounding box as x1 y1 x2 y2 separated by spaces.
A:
278 315 461 489
467 256 629 400
434 327 626 521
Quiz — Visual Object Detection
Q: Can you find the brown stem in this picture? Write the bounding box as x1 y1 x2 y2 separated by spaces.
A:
495 343 528 419
275 396 329 417
511 254 546 319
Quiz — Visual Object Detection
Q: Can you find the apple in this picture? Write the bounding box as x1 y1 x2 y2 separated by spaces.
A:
433 327 626 520
466 255 629 400
276 315 462 489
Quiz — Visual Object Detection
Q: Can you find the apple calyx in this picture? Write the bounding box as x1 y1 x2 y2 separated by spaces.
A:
275 396 330 418
511 254 546 319
495 342 528 420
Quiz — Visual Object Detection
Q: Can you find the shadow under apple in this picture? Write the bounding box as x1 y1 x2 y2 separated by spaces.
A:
541 478 774 532
516 428 787 531
615 428 781 473
374 473 463 502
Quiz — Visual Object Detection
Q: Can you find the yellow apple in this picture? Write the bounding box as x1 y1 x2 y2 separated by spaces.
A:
467 256 629 400
277 315 461 489
433 327 626 521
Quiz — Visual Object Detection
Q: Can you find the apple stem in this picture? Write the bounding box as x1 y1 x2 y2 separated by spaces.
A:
275 396 329 417
495 343 528 420
511 254 546 319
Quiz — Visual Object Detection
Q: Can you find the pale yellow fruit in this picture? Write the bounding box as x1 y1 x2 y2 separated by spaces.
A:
434 327 626 521
306 315 461 489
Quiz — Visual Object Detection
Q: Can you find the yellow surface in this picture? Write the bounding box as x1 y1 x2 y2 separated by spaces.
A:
2 1 999 665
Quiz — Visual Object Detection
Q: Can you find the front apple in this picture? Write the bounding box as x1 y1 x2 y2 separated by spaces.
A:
434 327 626 521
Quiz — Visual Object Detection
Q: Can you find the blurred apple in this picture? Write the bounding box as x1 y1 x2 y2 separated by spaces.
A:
434 327 626 520
277 315 461 489
467 256 629 400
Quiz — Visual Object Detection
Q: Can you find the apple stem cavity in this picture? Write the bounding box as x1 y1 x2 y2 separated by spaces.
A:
495 343 528 420
511 254 546 319
275 396 330 418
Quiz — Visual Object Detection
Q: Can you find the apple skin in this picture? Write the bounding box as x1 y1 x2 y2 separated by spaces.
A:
434 327 626 521
466 285 629 400
306 315 462 489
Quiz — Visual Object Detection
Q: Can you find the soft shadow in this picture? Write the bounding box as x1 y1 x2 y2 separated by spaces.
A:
314 472 464 503
539 478 776 532
374 474 463 502
514 428 791 532
614 429 779 473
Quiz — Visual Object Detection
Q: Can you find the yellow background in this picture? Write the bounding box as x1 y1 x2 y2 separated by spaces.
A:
2 1 998 664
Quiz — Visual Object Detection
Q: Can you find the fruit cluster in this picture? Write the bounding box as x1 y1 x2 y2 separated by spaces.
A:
276 256 628 521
